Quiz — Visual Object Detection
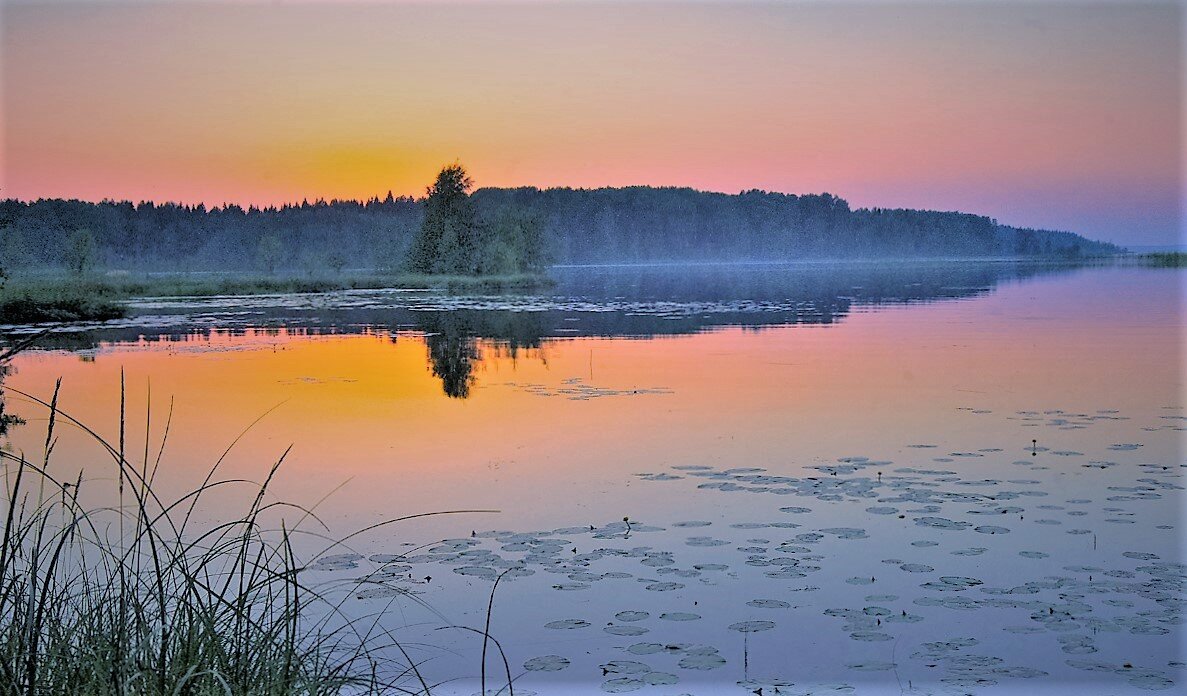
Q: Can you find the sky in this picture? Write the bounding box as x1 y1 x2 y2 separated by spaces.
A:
1 1 1182 246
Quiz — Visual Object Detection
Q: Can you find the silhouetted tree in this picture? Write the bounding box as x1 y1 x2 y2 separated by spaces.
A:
408 164 476 274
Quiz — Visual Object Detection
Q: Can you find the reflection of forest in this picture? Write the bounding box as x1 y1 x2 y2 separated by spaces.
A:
417 311 546 399
551 259 1084 305
0 364 18 437
0 261 1092 402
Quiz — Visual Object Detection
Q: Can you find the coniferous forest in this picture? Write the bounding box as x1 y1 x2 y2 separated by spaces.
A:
0 183 1119 275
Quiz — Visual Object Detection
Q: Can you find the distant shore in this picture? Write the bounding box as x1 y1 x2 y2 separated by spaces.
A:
1 253 1179 327
1136 251 1187 268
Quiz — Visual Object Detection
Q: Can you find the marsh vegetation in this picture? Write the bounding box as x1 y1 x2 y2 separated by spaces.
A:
0 373 504 695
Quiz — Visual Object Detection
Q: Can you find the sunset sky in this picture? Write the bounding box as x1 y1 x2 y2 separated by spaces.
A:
2 1 1182 246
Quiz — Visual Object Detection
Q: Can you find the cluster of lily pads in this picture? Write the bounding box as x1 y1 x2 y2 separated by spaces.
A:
307 405 1182 693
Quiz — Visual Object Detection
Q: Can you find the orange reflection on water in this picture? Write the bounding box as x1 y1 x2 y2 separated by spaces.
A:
3 273 1179 538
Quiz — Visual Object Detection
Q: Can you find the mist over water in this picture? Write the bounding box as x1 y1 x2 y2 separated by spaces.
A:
0 260 1101 347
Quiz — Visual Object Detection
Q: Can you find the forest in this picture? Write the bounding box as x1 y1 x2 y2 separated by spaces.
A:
0 185 1120 275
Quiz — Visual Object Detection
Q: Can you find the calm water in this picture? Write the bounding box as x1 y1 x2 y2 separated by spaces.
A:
2 262 1183 694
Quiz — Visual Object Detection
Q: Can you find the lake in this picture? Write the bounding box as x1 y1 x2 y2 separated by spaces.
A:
1 261 1182 694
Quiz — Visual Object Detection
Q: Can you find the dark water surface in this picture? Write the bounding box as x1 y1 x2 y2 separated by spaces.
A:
2 261 1182 694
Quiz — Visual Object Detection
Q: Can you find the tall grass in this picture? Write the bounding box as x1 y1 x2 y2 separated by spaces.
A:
0 376 493 695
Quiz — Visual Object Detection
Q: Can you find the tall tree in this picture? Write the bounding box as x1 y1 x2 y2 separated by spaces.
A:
408 164 475 274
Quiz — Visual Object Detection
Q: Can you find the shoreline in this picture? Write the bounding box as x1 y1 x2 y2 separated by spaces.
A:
2 252 1179 326
0 271 555 324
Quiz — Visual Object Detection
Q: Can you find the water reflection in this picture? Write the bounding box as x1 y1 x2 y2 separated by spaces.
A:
417 311 547 398
0 264 1179 693
424 324 479 399
0 260 1100 401
0 364 19 437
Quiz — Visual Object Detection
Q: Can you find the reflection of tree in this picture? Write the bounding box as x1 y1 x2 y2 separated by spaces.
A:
425 322 480 399
0 377 13 437
416 311 547 399
0 360 24 438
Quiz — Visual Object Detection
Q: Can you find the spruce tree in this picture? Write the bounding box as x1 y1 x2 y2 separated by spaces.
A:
408 164 475 274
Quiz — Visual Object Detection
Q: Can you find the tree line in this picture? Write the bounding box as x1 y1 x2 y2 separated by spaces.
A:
0 169 1120 275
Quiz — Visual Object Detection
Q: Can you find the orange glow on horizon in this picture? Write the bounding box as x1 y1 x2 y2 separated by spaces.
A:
1 1 1180 244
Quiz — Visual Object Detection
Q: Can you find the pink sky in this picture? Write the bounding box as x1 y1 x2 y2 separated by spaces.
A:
2 1 1182 245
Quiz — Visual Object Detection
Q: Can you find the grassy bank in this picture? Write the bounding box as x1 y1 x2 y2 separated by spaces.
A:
0 385 362 694
0 270 555 324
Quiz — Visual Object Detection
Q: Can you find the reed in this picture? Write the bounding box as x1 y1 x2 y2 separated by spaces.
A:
0 375 495 695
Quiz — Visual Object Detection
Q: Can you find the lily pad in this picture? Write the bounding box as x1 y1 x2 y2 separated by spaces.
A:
728 620 776 633
747 599 791 609
659 612 701 621
545 619 590 630
678 653 727 670
524 655 570 672
600 660 650 675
